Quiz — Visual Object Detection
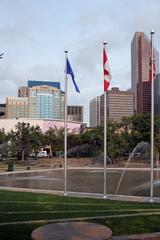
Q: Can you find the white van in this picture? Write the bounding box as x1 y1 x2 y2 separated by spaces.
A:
38 151 47 158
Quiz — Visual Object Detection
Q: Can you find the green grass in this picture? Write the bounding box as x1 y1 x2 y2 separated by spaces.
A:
0 223 42 240
0 190 160 239
95 215 160 235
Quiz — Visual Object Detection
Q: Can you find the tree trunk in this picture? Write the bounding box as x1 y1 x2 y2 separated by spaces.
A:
22 148 25 162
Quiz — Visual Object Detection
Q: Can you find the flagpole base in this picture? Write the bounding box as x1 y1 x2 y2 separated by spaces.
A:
64 192 68 196
103 194 107 199
149 197 154 203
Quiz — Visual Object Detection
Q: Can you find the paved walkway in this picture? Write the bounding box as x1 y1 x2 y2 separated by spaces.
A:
1 211 160 226
0 186 160 203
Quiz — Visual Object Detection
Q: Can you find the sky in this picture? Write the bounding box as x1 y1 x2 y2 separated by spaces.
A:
0 0 160 125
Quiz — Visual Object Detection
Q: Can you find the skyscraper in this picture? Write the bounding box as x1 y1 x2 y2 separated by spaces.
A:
28 85 63 119
100 88 134 124
90 88 134 126
6 82 64 120
131 32 159 115
155 73 160 114
90 96 100 127
6 80 83 122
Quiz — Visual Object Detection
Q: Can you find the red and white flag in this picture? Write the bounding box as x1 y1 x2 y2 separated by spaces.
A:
103 47 111 92
149 50 156 81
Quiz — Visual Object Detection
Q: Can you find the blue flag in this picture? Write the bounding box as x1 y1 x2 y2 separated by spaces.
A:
66 58 80 93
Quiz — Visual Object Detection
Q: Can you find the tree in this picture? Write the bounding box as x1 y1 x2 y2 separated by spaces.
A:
45 127 65 154
131 113 151 142
28 125 44 159
155 115 160 166
8 122 44 161
120 114 152 154
8 123 30 161
107 121 129 160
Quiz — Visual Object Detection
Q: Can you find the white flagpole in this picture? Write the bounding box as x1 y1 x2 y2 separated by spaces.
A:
150 30 155 202
64 49 68 196
103 40 107 198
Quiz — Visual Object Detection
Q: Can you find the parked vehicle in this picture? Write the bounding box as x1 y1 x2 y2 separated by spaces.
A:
38 151 47 158
30 151 47 158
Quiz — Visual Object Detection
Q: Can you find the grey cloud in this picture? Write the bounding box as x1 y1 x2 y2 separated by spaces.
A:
0 62 64 103
0 26 34 44
0 80 17 102
29 64 62 81
0 63 25 102
111 71 131 90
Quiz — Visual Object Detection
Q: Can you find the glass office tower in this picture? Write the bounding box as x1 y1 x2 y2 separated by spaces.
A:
28 86 63 119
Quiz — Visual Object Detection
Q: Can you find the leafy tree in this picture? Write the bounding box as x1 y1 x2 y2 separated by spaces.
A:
45 127 65 153
8 122 30 161
68 133 80 149
8 122 44 161
107 121 129 160
155 115 160 164
28 125 44 159
131 113 151 142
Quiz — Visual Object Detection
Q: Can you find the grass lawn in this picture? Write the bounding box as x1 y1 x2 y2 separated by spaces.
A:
0 190 160 239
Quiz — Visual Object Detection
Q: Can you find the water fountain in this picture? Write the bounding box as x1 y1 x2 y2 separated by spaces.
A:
115 141 151 195
1 141 160 198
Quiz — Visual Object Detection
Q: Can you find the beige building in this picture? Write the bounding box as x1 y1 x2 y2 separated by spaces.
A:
6 81 83 122
6 97 29 119
67 105 83 122
18 87 29 97
99 87 134 124
89 96 100 127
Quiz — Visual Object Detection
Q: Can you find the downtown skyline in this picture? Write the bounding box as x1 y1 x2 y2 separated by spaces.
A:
0 0 160 124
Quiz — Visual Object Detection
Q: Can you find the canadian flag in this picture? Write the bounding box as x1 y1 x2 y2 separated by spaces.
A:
149 50 156 81
103 47 111 92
